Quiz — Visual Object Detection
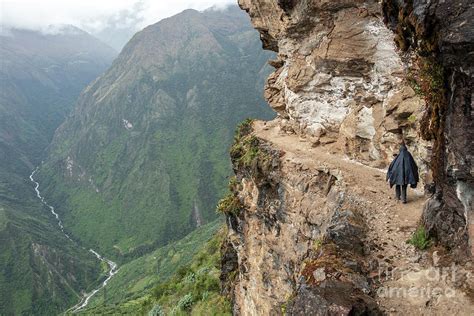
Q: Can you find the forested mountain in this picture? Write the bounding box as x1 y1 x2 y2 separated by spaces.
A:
0 27 116 314
36 7 274 258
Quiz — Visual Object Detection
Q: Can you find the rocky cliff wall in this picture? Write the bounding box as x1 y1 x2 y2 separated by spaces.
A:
239 0 431 171
220 120 383 314
381 0 473 258
219 0 474 315
221 0 473 315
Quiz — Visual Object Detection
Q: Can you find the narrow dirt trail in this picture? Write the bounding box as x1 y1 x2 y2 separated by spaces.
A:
254 120 423 226
254 120 474 315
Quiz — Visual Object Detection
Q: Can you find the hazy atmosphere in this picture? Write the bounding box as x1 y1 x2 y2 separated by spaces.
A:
1 0 235 49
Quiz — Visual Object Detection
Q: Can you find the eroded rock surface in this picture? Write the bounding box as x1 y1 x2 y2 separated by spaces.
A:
382 0 474 257
239 0 430 170
222 121 385 315
221 0 473 315
222 121 473 315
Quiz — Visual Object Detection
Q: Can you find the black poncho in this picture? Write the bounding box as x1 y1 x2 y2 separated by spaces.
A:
386 145 419 188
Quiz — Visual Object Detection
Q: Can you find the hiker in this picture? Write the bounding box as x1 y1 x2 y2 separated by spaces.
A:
386 141 419 203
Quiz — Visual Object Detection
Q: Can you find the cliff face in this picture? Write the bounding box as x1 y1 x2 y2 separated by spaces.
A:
221 120 385 314
381 0 473 257
239 0 430 170
221 0 473 315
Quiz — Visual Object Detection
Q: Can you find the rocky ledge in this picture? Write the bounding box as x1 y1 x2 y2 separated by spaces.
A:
221 121 473 315
220 0 473 314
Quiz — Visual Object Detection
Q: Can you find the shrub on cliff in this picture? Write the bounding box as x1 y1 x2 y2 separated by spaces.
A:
216 193 244 215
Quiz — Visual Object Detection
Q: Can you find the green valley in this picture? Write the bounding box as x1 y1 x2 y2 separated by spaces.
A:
0 27 117 314
76 220 228 315
37 7 274 258
2 6 273 316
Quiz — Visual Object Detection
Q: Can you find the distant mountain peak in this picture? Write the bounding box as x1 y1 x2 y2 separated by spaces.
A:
43 24 88 35
37 6 274 259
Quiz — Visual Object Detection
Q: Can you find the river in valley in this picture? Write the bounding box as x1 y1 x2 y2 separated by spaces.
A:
29 168 119 313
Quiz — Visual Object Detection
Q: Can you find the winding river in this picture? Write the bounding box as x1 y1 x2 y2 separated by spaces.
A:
29 168 119 313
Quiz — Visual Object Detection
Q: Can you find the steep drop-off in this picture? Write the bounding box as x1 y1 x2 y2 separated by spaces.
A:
221 0 473 315
0 27 116 315
37 7 274 258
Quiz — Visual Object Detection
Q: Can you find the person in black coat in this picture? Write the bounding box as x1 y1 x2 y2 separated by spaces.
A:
386 142 419 203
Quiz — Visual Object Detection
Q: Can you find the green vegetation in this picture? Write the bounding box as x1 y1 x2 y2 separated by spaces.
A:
407 75 423 95
408 225 431 250
147 227 230 316
37 8 275 259
230 119 274 173
216 174 245 215
406 56 446 142
408 56 447 183
148 304 165 316
216 193 243 215
235 118 255 139
279 292 297 315
0 207 7 230
236 136 261 168
0 29 115 315
0 173 104 315
78 221 230 315
313 238 323 251
230 119 258 168
407 114 417 124
89 221 221 309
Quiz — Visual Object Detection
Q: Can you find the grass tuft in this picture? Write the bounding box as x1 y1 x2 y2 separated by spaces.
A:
230 119 273 172
216 193 243 215
408 225 431 250
235 118 254 140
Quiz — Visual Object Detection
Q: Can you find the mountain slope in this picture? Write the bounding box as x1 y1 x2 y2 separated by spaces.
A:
0 27 117 315
0 27 117 169
0 180 104 315
37 7 274 257
78 220 226 314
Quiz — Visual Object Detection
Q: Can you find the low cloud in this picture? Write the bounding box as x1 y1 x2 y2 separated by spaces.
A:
0 0 236 33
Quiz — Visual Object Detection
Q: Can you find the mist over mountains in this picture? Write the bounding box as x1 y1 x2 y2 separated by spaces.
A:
0 4 273 315
0 26 117 314
36 6 274 258
0 26 116 174
1 0 236 51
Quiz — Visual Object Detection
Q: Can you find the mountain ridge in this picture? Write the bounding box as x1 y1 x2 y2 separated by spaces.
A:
37 6 274 259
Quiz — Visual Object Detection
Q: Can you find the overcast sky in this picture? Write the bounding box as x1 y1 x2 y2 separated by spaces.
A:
0 0 236 32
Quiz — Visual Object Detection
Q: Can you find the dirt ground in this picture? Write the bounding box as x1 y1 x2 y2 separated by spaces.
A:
254 120 474 315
